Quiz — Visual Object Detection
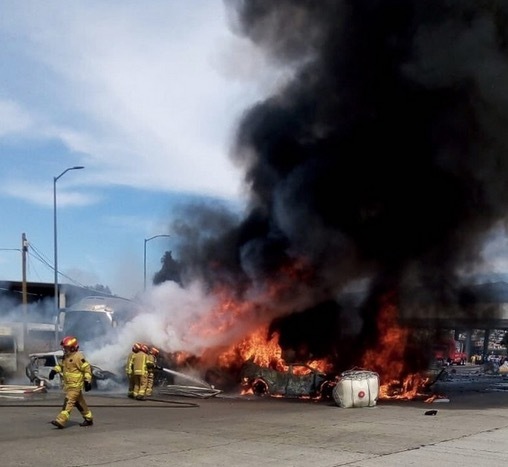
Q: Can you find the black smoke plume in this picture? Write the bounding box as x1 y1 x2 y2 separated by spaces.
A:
161 0 508 370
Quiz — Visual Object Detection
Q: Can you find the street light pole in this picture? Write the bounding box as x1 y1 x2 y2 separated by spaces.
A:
144 234 171 290
53 166 84 317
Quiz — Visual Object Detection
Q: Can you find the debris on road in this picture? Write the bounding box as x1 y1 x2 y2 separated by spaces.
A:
0 384 47 398
424 394 450 403
157 385 222 399
156 368 223 398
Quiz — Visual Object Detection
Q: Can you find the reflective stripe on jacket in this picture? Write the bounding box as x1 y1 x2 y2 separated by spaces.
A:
125 351 136 376
53 350 92 390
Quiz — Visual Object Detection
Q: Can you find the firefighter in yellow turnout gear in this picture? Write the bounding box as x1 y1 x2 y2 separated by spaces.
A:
146 346 160 397
50 336 93 429
132 344 149 400
126 343 142 398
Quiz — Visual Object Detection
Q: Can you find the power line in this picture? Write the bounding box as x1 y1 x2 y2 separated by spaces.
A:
4 239 117 297
26 241 116 296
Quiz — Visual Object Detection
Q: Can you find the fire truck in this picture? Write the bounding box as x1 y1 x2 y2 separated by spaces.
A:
433 337 467 366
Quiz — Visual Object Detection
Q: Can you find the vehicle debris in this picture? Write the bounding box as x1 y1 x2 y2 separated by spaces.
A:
155 368 222 398
240 360 335 399
424 394 449 403
25 350 121 389
157 385 222 399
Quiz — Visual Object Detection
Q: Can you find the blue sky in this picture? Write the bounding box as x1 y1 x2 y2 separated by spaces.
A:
0 1 286 299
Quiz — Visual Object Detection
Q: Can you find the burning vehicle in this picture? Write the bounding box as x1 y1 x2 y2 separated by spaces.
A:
121 1 508 404
25 350 121 389
240 360 335 399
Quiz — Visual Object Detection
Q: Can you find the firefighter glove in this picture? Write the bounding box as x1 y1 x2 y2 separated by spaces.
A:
84 381 92 392
155 365 163 371
49 370 56 380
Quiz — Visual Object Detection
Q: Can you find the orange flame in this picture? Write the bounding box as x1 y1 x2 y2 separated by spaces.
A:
360 292 429 399
174 266 433 401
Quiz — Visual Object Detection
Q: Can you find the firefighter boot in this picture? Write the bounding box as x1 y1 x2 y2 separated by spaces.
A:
80 419 94 427
50 420 65 429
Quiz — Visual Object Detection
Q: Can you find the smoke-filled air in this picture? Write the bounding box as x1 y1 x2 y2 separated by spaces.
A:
88 0 508 393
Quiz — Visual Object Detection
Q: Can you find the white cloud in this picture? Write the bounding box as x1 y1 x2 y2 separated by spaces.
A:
0 1 283 200
2 179 98 208
0 100 33 136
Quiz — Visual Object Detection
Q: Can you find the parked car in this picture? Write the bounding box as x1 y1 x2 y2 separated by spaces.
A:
240 360 336 399
25 350 120 389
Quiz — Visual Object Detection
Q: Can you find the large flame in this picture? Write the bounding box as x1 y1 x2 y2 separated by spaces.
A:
360 292 430 399
215 325 332 373
168 274 431 401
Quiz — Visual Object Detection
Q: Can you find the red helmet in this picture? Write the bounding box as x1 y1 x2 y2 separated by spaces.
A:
60 336 79 351
141 344 150 354
151 347 160 356
132 342 142 353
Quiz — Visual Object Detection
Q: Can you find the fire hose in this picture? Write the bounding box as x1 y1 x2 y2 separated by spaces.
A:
0 366 221 407
0 395 200 408
0 383 201 408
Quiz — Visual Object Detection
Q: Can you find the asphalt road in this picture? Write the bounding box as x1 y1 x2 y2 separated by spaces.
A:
1 374 508 467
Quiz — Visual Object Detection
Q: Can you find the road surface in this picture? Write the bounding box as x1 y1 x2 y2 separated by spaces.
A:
1 376 508 467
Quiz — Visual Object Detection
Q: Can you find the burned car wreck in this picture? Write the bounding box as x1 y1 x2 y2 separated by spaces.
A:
240 360 336 399
25 350 121 389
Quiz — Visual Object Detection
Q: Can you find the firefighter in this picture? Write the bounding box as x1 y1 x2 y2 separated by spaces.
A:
132 344 149 400
146 346 161 397
126 342 142 398
49 336 93 429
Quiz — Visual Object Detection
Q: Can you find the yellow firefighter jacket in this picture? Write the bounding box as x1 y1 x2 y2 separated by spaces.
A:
125 351 137 376
146 353 155 371
132 351 148 376
53 350 92 390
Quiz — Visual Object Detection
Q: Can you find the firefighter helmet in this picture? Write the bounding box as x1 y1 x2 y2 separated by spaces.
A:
60 336 79 351
132 342 142 353
151 347 160 356
141 344 150 354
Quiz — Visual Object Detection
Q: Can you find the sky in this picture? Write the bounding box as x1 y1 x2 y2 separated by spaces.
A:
0 1 286 299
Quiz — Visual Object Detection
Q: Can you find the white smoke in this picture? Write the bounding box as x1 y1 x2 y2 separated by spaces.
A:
85 280 225 375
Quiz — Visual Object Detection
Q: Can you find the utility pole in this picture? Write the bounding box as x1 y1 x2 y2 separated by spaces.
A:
21 233 28 353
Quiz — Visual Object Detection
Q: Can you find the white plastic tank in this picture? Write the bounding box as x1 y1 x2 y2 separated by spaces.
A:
333 370 379 408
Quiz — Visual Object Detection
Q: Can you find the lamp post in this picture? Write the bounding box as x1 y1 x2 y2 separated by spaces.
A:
144 234 171 290
54 166 84 317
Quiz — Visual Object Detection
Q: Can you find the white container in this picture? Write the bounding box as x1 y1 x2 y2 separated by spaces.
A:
333 370 379 408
